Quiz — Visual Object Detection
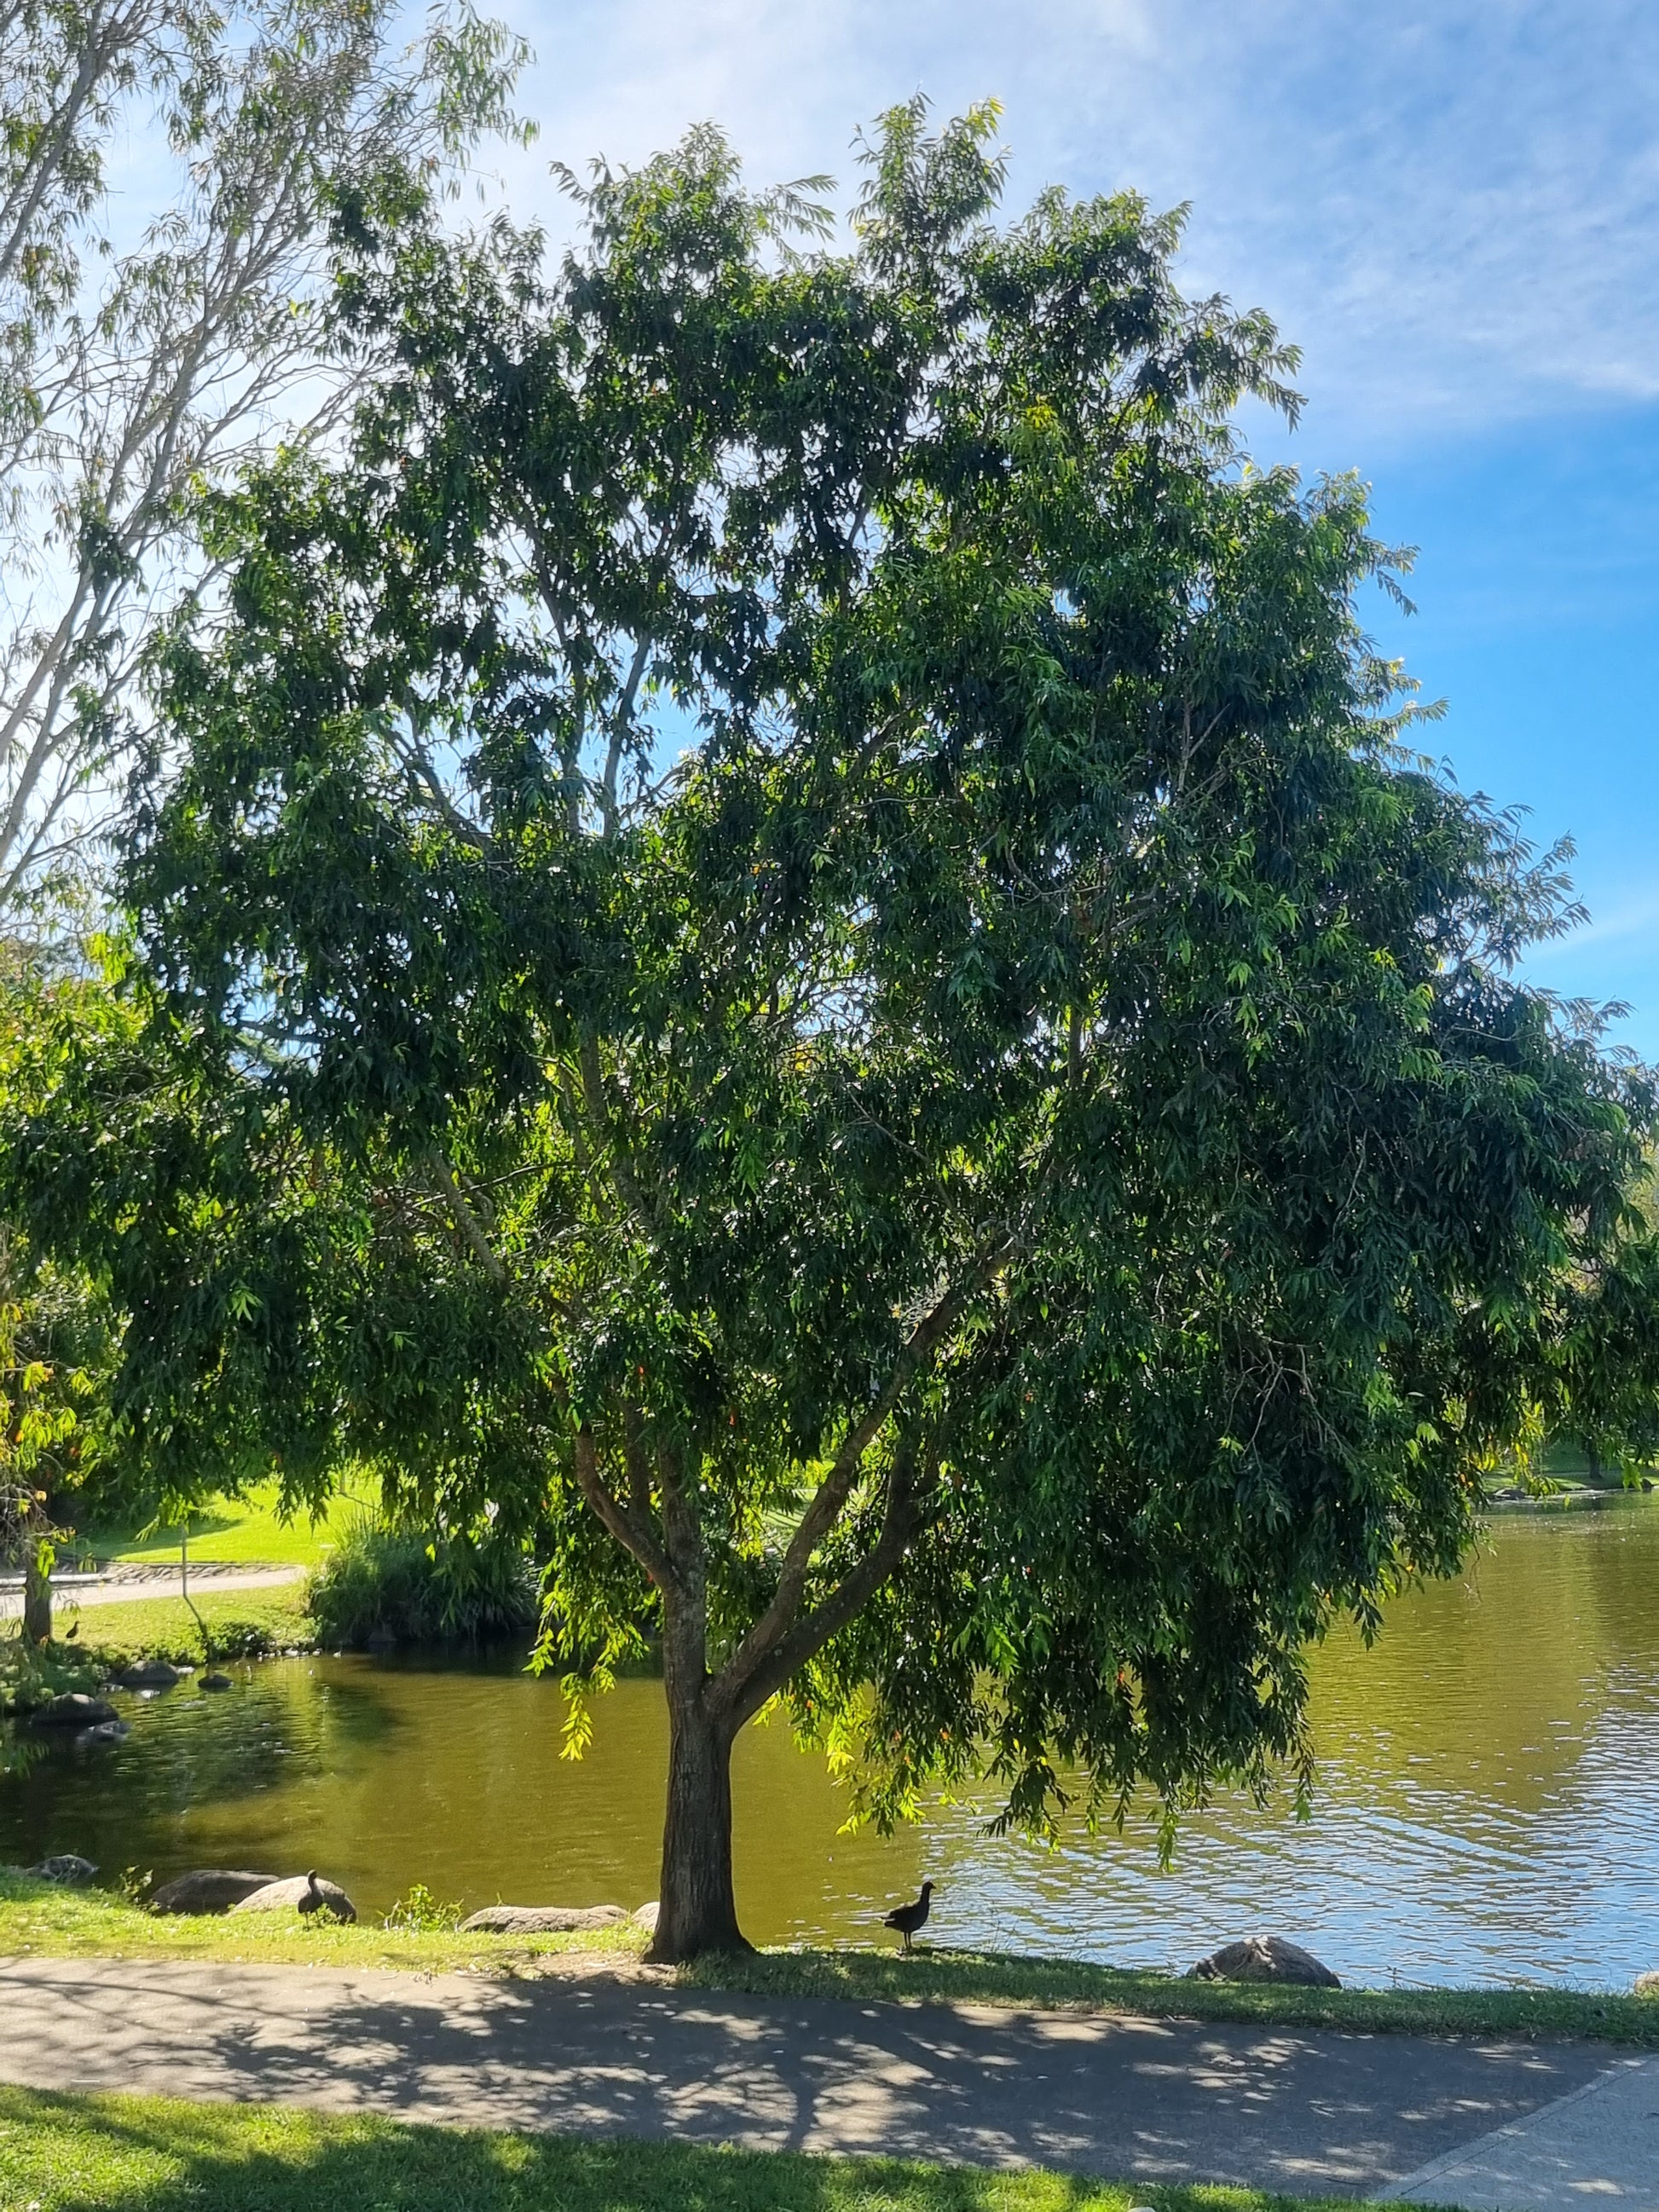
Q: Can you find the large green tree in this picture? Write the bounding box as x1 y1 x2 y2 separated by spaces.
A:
12 106 1657 1958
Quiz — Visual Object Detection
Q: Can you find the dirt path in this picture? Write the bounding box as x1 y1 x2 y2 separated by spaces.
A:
0 1955 1641 2201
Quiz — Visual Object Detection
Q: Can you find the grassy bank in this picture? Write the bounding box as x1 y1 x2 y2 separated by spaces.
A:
0 2088 1396 2212
1 1874 1654 2044
2 1589 314 1711
0 1868 642 1973
685 1944 1659 2046
3 1592 309 1722
75 1479 373 1569
69 1585 313 1666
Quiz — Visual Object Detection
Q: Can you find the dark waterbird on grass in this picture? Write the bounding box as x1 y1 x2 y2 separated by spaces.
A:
882 1881 934 1954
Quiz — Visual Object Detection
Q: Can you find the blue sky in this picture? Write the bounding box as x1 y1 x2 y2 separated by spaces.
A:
485 0 1659 1055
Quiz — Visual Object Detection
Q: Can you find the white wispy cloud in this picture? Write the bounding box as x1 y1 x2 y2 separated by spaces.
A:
1528 891 1659 966
493 0 1659 449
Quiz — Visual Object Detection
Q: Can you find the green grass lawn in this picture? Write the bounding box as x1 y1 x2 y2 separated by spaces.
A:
1 1873 1654 2045
0 1867 646 1972
74 1477 377 1569
58 1584 315 1666
0 2088 1412 2212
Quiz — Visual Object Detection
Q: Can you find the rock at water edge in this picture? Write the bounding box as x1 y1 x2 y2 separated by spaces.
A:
229 1874 356 1922
1187 1935 1341 1988
77 1719 129 1744
633 1901 660 1932
458 1904 630 1934
152 1868 283 1915
117 1660 187 1689
27 1855 98 1886
33 1694 118 1728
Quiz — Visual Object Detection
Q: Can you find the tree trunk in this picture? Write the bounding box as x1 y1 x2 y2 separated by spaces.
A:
22 1548 50 1644
646 1689 747 1963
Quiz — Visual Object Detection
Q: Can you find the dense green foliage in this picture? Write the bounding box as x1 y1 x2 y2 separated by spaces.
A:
305 1517 539 1647
7 101 1658 1954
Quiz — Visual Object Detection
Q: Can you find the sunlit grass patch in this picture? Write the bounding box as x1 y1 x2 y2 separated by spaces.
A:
0 2087 1427 2212
65 1585 315 1666
76 1476 376 1569
0 1868 648 1973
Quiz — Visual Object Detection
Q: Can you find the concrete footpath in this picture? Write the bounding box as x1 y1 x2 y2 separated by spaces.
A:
0 1958 1653 2205
0 1562 303 1620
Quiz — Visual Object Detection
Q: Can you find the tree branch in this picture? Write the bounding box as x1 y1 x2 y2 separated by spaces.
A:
599 632 651 837
725 1441 928 1729
655 1439 705 1582
570 1418 679 1595
425 1147 506 1283
721 1246 1003 1699
577 1030 661 1237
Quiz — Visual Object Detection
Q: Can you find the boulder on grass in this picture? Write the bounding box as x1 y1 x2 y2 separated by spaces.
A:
633 1901 660 1933
152 1868 282 1915
33 1693 118 1728
27 1855 98 1885
117 1660 186 1690
230 1873 356 1922
1188 1936 1341 1989
458 1903 630 1935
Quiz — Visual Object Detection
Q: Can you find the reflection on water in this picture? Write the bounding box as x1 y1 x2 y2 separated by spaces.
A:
3 1499 1656 1988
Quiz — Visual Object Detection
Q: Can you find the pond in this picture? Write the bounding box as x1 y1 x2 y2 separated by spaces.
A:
4 1498 1657 1989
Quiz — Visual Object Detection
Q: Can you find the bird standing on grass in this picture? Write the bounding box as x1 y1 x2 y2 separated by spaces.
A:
882 1880 934 1955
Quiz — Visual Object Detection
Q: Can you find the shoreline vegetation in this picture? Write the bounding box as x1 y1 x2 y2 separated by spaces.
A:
1 1592 314 1711
0 2086 1419 2212
0 1873 1653 2046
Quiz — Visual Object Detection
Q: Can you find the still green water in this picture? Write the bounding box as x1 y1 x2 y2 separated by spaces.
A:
4 1499 1657 1987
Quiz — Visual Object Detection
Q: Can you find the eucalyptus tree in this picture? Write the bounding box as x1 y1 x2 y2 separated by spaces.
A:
14 105 1656 1958
0 0 528 910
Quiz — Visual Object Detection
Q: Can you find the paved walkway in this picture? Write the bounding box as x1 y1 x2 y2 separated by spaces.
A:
0 1562 303 1620
1383 2055 1659 2210
0 1957 1650 2204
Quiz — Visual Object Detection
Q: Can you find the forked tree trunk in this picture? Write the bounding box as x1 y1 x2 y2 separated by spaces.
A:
22 1549 50 1644
647 1689 747 1963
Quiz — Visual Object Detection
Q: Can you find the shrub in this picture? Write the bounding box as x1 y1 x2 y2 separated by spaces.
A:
0 1626 101 1715
304 1518 539 1649
382 1882 463 1932
202 1614 285 1660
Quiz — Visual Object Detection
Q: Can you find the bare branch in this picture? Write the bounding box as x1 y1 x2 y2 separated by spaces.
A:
721 1245 1004 1698
424 1147 506 1284
577 1030 661 1237
726 1442 927 1729
599 632 651 837
570 1418 679 1595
